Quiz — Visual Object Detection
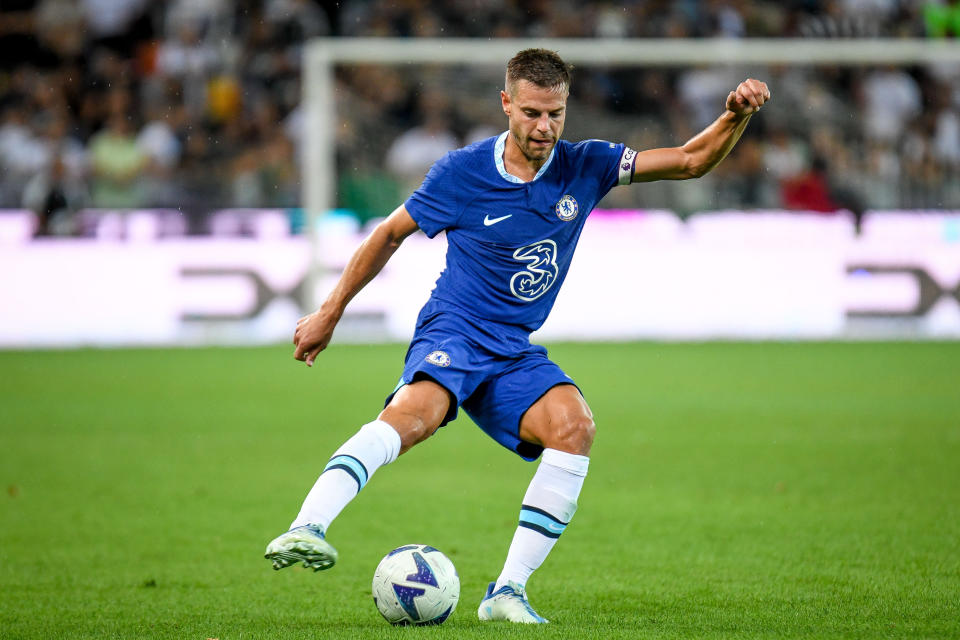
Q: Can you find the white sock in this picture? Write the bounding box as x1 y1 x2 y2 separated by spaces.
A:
290 419 401 532
495 448 590 590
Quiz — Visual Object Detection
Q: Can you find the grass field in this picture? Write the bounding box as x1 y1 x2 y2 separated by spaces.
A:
1 342 958 639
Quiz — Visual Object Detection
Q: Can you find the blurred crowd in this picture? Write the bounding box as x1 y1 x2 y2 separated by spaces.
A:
0 0 958 236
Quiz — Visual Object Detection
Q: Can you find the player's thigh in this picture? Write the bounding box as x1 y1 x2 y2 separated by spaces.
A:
379 378 452 453
518 384 595 456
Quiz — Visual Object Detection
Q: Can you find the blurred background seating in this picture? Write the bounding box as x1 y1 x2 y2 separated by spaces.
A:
1 0 958 238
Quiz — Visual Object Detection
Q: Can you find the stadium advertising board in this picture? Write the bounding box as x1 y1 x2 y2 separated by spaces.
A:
0 210 957 346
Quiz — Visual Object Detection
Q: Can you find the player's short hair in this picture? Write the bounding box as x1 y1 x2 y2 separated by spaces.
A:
506 49 572 96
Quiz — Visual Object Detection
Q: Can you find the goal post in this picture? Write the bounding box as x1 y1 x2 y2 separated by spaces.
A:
301 37 960 309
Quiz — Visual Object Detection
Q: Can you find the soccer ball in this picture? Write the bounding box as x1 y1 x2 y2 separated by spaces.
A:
372 544 460 626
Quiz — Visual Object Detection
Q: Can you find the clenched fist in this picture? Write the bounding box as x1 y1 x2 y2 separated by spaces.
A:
726 78 770 116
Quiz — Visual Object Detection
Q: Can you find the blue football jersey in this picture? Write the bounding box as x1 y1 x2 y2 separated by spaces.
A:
405 131 637 334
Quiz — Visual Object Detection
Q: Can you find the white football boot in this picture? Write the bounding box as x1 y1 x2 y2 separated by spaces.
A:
264 524 337 571
477 580 549 624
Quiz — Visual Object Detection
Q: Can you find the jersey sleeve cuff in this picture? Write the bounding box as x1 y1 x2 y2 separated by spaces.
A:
403 199 442 238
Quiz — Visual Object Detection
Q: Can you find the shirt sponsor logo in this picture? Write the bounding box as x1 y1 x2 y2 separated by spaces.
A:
555 195 578 222
510 239 559 301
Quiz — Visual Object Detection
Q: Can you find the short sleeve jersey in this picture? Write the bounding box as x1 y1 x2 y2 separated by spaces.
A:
405 131 637 334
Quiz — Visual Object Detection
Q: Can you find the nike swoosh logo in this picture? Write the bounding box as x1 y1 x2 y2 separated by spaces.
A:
483 214 513 226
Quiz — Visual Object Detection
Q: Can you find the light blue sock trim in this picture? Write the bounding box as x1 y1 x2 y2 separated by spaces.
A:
518 505 567 539
324 454 369 491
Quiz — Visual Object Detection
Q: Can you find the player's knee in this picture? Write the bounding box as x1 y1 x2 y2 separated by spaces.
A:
378 405 446 452
379 407 441 452
379 380 450 453
399 421 431 450
550 415 595 455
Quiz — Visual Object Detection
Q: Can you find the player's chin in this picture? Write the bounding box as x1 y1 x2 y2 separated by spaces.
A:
527 140 554 157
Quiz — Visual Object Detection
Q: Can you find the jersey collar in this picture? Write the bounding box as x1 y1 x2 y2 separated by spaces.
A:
494 131 556 184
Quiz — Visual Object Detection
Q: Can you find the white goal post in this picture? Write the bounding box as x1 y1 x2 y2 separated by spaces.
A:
301 37 960 308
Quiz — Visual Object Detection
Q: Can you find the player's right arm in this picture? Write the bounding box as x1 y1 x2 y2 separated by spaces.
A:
294 204 421 366
629 78 770 182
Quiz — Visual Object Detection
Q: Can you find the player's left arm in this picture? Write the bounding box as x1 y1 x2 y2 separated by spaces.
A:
630 78 770 183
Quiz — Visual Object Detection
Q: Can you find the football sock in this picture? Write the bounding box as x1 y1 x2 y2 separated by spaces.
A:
291 419 401 532
495 448 590 591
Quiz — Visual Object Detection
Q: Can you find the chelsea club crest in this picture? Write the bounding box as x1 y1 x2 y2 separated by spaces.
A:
555 194 578 221
425 350 451 367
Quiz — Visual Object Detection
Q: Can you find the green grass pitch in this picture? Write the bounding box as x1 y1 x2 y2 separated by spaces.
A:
1 342 958 639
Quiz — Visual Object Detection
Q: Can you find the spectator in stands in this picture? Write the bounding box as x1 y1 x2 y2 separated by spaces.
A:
763 126 808 184
861 65 922 144
0 100 44 206
23 149 89 236
385 91 459 192
78 0 152 55
34 0 86 66
88 113 148 208
781 156 839 213
137 100 185 207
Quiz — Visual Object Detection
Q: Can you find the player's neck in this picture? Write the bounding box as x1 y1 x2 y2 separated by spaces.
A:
503 136 545 183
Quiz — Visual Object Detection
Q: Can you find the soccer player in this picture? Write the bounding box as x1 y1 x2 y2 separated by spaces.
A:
265 49 770 623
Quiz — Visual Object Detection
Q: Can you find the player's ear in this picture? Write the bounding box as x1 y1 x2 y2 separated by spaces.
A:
501 89 511 116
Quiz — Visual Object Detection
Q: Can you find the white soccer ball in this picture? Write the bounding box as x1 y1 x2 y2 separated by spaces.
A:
372 544 460 626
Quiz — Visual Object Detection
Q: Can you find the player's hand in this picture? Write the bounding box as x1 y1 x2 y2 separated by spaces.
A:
293 305 340 367
725 78 770 116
